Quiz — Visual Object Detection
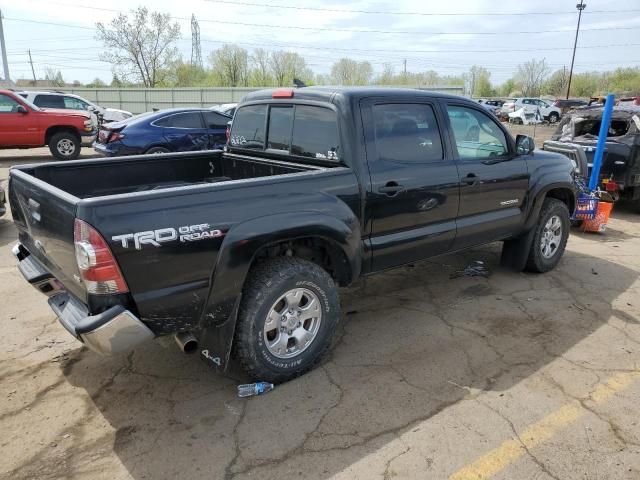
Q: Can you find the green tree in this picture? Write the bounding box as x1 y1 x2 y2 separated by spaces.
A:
96 7 181 87
330 58 373 85
466 66 494 97
171 61 208 87
543 68 569 97
497 78 518 97
515 58 550 97
208 44 249 87
270 51 312 87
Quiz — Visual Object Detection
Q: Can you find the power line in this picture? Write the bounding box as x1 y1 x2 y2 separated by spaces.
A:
4 14 638 36
204 0 640 17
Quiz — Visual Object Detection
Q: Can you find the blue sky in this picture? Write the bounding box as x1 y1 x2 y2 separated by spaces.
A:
3 0 640 85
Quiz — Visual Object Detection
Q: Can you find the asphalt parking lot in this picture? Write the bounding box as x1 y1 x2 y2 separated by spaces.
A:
1 139 639 479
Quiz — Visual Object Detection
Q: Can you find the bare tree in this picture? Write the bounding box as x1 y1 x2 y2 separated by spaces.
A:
250 48 272 86
209 44 249 87
44 67 65 87
515 58 550 97
96 7 181 87
330 58 373 85
270 51 311 87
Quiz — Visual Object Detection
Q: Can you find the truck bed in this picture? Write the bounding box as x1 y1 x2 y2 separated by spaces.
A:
14 150 325 199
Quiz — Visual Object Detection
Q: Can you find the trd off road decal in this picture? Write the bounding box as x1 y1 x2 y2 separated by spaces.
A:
112 223 226 250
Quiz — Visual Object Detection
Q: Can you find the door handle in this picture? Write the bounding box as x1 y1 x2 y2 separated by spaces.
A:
378 182 404 196
462 173 479 186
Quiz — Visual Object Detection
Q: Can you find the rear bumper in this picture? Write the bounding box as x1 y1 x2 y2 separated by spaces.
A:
13 243 154 355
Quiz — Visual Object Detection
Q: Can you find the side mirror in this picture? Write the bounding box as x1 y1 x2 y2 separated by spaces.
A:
516 134 535 155
16 105 28 114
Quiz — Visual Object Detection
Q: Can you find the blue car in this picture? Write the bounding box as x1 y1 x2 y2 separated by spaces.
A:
94 108 231 156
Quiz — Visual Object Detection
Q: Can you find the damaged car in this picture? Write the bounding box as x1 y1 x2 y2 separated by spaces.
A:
547 106 640 209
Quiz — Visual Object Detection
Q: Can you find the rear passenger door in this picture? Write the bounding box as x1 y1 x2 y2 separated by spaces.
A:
159 112 209 151
444 103 529 249
361 99 460 271
32 94 65 109
203 111 229 149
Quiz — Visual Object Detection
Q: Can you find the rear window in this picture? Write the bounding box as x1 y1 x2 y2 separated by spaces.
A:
267 106 293 151
230 104 340 161
230 104 267 150
292 106 339 161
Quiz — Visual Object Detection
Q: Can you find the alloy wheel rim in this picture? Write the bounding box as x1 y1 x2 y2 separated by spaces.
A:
541 214 563 259
263 288 322 359
57 138 75 156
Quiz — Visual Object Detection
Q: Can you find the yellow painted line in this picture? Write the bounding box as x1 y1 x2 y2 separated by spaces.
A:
449 371 639 480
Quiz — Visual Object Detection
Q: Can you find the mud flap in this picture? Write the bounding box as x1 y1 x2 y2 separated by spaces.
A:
500 228 536 272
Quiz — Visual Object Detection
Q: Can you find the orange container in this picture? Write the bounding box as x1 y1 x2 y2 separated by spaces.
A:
582 201 613 233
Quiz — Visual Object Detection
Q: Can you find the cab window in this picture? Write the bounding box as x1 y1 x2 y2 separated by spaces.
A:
446 105 508 160
372 103 443 162
64 97 89 110
33 94 65 109
0 94 21 113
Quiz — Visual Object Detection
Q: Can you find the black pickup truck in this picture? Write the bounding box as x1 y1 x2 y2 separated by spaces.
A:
9 87 576 383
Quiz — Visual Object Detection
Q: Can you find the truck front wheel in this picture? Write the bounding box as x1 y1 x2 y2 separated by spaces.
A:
49 132 81 160
525 198 570 273
235 257 340 384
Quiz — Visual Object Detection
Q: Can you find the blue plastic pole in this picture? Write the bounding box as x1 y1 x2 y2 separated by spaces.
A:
588 93 615 191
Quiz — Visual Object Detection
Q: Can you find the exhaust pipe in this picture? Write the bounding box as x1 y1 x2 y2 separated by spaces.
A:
175 332 198 354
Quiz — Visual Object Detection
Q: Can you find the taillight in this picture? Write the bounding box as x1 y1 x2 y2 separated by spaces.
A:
109 132 124 143
74 219 128 294
226 125 230 143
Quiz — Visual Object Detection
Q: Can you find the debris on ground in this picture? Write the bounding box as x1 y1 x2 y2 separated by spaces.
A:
450 261 491 279
237 382 274 398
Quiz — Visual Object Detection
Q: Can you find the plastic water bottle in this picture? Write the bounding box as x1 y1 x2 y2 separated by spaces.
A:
237 382 274 398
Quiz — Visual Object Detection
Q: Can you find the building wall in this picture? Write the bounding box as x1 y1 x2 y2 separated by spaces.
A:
17 86 465 113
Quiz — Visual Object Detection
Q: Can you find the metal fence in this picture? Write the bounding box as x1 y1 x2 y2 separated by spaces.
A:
19 86 465 114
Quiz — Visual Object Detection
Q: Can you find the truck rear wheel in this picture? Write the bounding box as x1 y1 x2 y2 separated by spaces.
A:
49 132 80 160
235 257 340 384
525 198 570 273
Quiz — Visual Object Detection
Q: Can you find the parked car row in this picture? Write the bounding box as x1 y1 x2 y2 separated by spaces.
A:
17 91 133 124
94 108 231 156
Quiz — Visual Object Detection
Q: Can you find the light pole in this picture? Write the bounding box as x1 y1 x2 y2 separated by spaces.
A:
566 0 586 99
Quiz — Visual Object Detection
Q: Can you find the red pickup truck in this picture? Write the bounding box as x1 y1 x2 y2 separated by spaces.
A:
0 89 96 160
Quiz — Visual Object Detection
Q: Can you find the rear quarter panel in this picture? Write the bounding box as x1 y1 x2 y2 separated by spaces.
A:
82 167 361 336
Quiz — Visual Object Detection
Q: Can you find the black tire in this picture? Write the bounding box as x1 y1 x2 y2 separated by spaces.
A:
525 198 570 273
235 257 340 384
48 131 80 160
548 112 560 124
145 146 170 154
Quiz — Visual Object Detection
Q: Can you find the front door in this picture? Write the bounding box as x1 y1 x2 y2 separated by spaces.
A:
363 100 460 271
444 103 529 249
0 94 40 146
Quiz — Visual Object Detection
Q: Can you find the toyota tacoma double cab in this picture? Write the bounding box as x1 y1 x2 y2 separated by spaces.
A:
0 89 96 160
9 87 576 383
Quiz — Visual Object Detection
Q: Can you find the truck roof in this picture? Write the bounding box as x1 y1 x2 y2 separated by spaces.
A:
242 86 466 104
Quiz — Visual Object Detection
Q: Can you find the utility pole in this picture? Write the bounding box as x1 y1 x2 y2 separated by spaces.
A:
403 59 407 77
28 50 36 85
566 0 586 99
0 10 10 83
191 14 203 68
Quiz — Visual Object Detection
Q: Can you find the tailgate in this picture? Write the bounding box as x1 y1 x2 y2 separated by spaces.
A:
9 169 86 302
